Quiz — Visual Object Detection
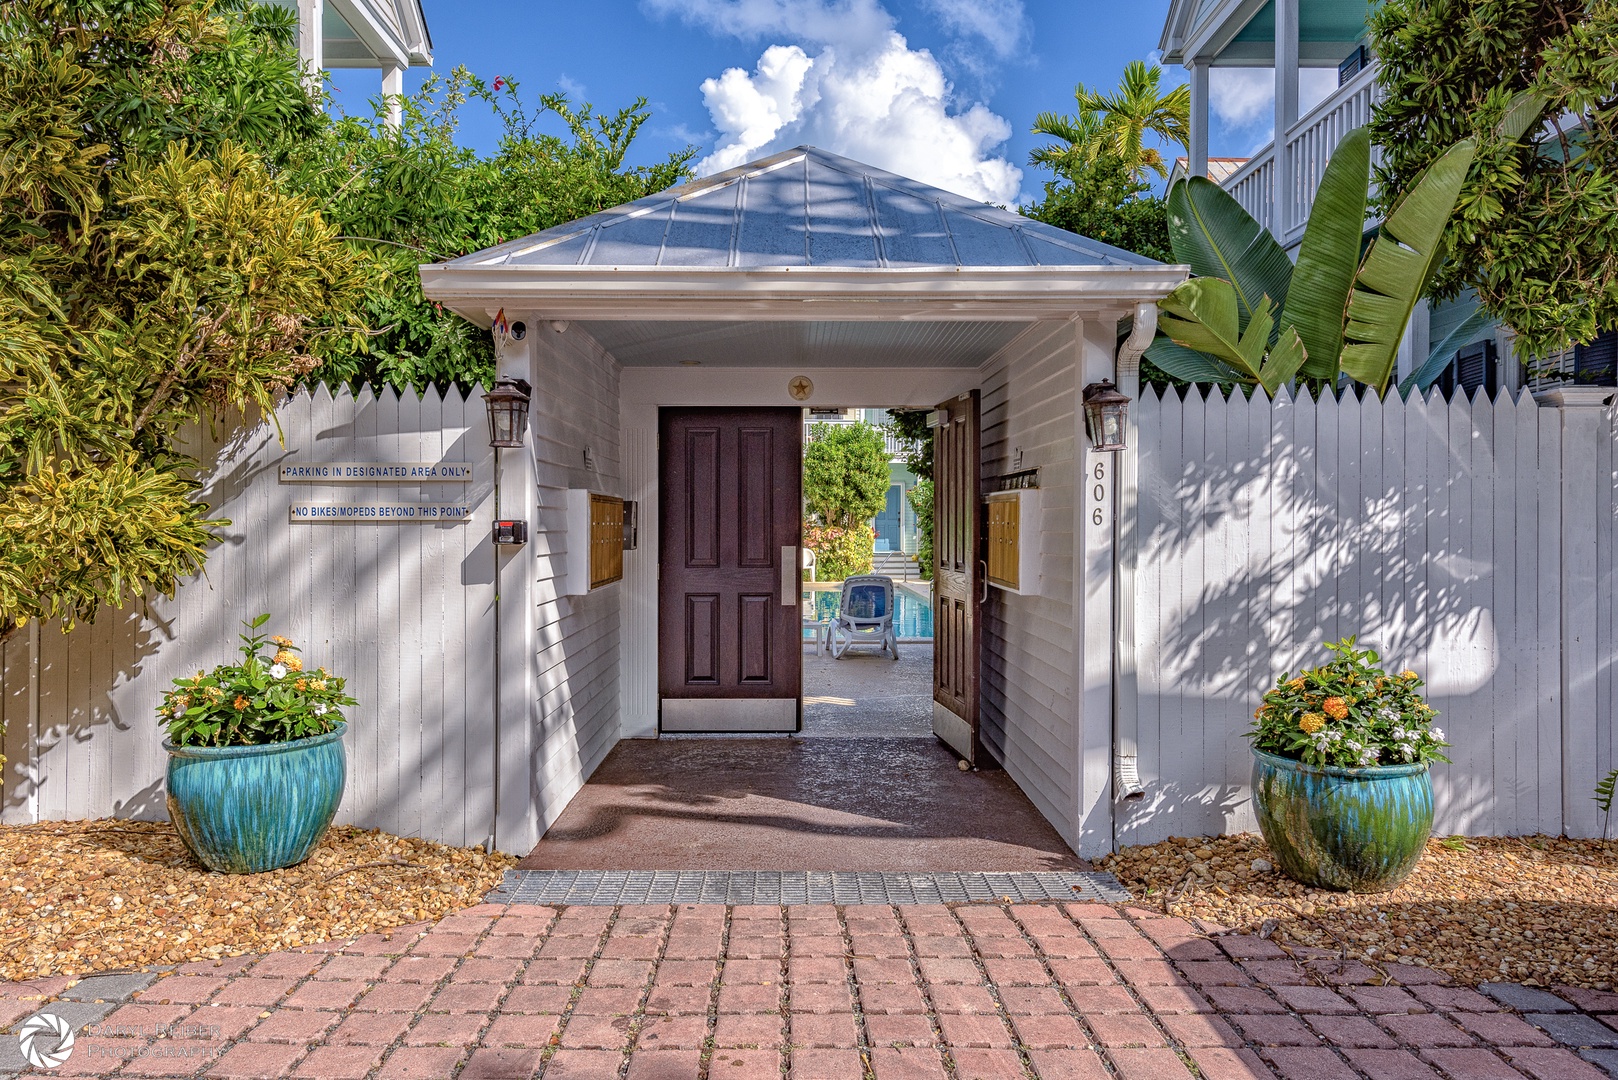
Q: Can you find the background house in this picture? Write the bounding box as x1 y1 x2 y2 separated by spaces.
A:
282 0 432 127
1158 0 1617 397
804 408 923 579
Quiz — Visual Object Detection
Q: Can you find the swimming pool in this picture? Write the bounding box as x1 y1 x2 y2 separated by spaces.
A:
805 584 934 640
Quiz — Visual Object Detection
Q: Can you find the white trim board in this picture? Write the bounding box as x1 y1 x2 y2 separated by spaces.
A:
422 266 1189 326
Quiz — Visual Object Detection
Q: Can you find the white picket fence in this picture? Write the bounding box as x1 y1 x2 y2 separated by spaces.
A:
2 381 1613 851
0 387 502 847
1120 386 1617 842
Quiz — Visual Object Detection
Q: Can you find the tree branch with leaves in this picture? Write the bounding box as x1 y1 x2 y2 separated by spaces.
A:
0 0 365 643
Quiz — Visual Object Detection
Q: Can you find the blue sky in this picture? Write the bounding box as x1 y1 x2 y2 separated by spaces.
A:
329 0 1300 206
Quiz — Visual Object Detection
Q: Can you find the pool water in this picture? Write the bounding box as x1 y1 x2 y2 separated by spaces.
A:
805 586 934 640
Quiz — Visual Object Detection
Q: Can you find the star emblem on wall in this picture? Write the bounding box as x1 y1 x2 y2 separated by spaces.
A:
788 376 814 401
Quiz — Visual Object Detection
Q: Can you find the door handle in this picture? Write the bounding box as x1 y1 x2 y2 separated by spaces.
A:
782 546 797 605
978 560 989 603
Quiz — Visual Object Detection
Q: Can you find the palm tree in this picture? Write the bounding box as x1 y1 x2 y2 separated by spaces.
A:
1032 61 1189 182
1028 108 1107 177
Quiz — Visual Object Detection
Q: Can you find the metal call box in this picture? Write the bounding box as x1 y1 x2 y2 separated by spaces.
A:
492 519 529 546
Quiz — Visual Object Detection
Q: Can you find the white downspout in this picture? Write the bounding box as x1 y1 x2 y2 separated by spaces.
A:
1113 302 1155 804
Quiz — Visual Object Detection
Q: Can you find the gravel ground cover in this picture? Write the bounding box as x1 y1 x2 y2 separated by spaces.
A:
1101 832 1618 990
0 820 515 982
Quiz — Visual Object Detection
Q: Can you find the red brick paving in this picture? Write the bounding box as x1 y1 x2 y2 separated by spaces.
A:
12 900 1615 1078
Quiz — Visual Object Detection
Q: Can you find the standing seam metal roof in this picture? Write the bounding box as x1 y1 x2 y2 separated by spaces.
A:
444 146 1160 271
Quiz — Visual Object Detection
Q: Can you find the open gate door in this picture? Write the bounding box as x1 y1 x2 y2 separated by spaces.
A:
931 391 981 764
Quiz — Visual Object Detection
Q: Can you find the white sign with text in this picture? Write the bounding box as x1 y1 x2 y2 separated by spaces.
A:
289 503 472 523
279 462 472 483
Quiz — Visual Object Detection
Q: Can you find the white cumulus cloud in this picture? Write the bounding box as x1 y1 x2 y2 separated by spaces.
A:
917 0 1028 60
1210 66 1345 133
651 0 1023 205
1210 67 1274 129
643 0 895 51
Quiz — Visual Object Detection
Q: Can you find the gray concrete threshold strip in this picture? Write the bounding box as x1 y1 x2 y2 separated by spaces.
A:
485 869 1131 906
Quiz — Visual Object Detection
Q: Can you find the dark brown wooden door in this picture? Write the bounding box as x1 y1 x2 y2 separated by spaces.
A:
932 391 982 763
659 407 802 732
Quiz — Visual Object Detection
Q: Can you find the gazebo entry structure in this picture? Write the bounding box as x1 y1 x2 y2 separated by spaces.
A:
420 146 1186 857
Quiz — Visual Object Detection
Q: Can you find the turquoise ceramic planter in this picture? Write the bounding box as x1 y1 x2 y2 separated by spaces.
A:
1252 748 1432 892
164 722 347 874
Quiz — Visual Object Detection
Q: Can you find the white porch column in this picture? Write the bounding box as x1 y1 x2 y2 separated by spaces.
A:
1075 318 1120 856
296 0 324 91
1273 0 1300 234
1188 60 1210 179
382 63 405 129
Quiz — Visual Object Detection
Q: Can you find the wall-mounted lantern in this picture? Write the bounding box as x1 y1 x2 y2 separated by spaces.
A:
1082 379 1130 452
484 377 532 448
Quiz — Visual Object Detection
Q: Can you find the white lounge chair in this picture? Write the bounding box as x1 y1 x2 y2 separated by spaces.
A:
829 575 899 660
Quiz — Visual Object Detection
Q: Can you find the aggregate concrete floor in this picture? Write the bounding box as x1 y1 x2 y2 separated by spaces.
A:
800 643 934 738
519 645 1084 872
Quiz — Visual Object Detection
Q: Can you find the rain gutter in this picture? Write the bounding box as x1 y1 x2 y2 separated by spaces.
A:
418 265 1191 325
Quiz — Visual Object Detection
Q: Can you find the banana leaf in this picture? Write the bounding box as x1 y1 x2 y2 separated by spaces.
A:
1497 90 1547 142
1398 306 1491 394
1282 127 1370 380
1167 177 1294 330
1157 277 1308 394
1340 140 1477 390
1143 337 1244 384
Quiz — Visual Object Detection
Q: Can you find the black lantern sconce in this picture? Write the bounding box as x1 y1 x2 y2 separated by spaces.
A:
1082 379 1130 453
485 377 532 448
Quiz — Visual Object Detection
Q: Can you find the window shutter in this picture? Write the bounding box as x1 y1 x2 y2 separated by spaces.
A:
1573 329 1618 386
1438 339 1497 397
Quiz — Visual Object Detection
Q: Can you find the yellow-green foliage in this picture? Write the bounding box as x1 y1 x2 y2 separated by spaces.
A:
803 524 876 582
0 1 367 642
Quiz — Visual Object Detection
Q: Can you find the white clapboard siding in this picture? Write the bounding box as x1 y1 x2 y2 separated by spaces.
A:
1121 386 1616 842
0 388 503 849
978 320 1081 850
529 325 623 836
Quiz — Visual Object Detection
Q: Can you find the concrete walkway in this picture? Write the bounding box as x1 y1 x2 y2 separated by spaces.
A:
800 646 933 739
516 738 1082 872
520 645 1084 872
6 901 1613 1079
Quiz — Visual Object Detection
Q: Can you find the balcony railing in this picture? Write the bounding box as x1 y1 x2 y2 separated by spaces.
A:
1226 155 1276 235
1218 61 1382 247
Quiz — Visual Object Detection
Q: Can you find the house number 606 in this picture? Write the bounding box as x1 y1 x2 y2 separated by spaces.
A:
1091 461 1106 526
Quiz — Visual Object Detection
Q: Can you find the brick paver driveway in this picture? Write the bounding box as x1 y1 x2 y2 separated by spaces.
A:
5 902 1612 1079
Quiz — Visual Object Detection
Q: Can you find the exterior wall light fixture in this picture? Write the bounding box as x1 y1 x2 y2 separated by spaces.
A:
485 377 532 448
1082 379 1130 452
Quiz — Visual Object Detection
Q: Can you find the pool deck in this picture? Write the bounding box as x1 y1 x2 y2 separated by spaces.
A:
804 579 935 643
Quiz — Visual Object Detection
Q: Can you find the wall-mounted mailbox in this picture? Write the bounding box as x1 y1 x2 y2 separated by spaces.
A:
491 519 529 546
985 489 1041 595
563 490 625 594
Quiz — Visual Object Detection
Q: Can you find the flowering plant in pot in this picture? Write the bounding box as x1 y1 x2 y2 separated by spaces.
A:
159 615 356 873
1247 637 1449 892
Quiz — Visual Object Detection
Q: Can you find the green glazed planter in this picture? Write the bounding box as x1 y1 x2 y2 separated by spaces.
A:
164 721 347 874
1251 748 1432 892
